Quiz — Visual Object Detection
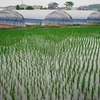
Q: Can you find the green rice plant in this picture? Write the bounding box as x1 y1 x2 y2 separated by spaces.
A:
62 84 66 100
91 86 94 100
2 90 7 100
41 89 45 100
67 70 71 83
71 90 73 100
86 60 89 73
10 82 16 100
77 88 81 100
99 69 100 83
81 74 86 93
0 26 100 100
94 71 96 85
98 85 100 99
26 86 30 100
77 71 81 89
76 65 80 73
84 88 88 100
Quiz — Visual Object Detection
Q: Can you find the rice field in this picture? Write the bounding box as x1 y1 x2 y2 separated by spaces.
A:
0 26 100 100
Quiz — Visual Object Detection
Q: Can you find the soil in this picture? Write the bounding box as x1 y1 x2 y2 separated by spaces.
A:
0 24 18 29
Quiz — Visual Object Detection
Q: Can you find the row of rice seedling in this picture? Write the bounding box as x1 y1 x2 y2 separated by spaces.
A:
0 27 100 100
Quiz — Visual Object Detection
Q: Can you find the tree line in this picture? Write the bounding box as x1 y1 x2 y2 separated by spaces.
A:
16 1 74 10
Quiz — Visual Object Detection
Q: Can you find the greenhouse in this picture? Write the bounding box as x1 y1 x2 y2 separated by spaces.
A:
15 10 55 25
0 10 100 26
87 12 100 23
65 10 100 24
0 10 25 26
15 10 100 25
45 10 100 24
44 10 72 24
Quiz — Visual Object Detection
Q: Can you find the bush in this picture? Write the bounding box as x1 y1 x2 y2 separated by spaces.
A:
26 6 34 10
16 5 20 10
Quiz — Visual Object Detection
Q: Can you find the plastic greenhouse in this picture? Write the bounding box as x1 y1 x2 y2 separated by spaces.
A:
0 10 25 26
15 10 100 25
64 10 100 24
0 10 100 26
87 12 100 23
44 10 72 24
15 10 55 25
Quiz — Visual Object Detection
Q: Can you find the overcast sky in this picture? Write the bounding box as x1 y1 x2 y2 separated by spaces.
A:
0 0 100 7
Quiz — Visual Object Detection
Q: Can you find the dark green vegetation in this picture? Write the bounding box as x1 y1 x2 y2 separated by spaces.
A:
88 4 100 10
26 6 34 10
0 26 100 100
0 26 100 46
78 4 100 10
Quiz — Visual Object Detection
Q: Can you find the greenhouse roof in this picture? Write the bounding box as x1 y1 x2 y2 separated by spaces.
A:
15 10 55 19
45 10 72 20
87 11 100 19
2 10 99 20
0 10 24 19
64 10 100 19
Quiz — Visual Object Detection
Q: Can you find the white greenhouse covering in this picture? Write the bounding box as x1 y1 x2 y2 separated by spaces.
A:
15 10 55 19
15 10 100 20
0 10 25 26
87 12 100 19
64 10 96 19
45 10 72 20
16 10 100 24
15 10 56 25
0 10 100 26
0 10 24 19
44 10 72 24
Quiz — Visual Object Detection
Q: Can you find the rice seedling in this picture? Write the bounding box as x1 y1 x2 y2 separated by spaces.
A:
0 26 100 100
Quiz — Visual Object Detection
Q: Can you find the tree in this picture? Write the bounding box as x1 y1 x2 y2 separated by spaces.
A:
16 5 20 10
64 1 74 10
26 6 33 10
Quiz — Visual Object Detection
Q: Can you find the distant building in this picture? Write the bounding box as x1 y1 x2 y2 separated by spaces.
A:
4 6 16 10
98 10 100 12
57 7 67 10
78 6 88 10
0 7 4 11
58 7 77 10
90 8 100 11
20 4 28 9
48 2 59 9
2 4 43 10
32 5 43 9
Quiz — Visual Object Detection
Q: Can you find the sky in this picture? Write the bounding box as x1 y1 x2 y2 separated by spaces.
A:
0 0 100 7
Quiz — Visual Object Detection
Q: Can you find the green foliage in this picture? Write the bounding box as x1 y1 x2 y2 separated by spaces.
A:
64 1 74 10
16 5 20 10
26 6 33 10
88 4 100 10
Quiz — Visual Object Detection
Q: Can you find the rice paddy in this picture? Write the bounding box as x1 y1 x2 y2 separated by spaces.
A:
0 26 100 100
